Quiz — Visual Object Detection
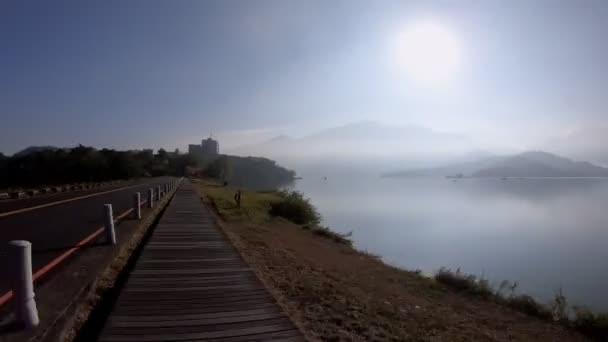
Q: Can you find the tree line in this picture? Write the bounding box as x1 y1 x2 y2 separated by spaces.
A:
0 145 296 190
0 145 196 189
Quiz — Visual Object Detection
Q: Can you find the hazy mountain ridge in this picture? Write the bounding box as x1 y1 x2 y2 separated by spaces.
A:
227 121 476 162
385 151 608 178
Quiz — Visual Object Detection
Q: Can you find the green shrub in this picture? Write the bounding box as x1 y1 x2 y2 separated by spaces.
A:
434 268 493 299
269 190 321 225
436 268 553 318
266 191 352 245
507 295 551 319
433 267 608 337
572 308 608 339
311 226 352 246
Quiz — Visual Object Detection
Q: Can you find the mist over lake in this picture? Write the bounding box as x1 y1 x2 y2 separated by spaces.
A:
293 175 608 311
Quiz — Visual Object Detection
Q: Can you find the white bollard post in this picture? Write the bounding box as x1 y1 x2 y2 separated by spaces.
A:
9 240 39 328
148 188 154 208
133 192 141 220
104 204 116 245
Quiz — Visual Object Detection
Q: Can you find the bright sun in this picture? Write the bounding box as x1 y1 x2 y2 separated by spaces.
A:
394 20 462 86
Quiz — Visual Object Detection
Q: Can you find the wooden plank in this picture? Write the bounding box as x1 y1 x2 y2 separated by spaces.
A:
98 180 302 341
114 296 277 308
123 284 260 292
207 330 304 342
132 267 252 275
129 273 255 286
113 298 278 311
108 312 286 328
126 276 257 286
136 259 243 265
101 323 297 341
105 317 293 335
110 308 281 322
126 280 258 287
115 294 275 306
139 258 239 263
117 288 270 299
112 303 281 317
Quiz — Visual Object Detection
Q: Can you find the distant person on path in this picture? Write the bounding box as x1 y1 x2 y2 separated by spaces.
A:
234 189 241 208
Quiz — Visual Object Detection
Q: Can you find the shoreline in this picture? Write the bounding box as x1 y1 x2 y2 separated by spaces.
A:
294 175 608 315
193 178 603 341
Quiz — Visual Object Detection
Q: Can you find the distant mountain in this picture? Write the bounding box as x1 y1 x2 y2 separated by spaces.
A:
265 135 293 143
384 151 608 178
13 146 60 157
540 126 608 166
384 156 502 178
227 121 476 164
473 151 608 177
302 121 469 144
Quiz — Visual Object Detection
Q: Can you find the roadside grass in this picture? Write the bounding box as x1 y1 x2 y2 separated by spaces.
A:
573 309 608 339
303 224 353 246
196 179 279 224
195 178 352 246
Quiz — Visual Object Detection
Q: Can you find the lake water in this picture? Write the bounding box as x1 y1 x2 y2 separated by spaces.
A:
293 176 608 311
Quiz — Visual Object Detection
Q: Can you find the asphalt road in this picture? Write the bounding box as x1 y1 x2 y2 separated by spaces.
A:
0 177 174 298
0 179 155 214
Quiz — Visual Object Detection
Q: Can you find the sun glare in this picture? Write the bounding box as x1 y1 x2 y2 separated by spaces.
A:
394 20 462 86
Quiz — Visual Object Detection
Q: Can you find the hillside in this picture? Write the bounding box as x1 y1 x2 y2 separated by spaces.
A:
384 151 608 178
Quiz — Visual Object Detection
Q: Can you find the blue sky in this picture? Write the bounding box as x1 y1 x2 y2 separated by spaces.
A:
2 0 608 158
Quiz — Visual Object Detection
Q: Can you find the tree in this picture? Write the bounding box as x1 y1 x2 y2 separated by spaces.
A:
157 148 168 160
0 145 290 189
204 155 294 189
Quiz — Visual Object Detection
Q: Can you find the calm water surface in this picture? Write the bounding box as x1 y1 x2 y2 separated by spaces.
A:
293 176 608 311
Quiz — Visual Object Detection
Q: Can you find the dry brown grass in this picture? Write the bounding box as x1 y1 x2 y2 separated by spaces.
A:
194 179 590 342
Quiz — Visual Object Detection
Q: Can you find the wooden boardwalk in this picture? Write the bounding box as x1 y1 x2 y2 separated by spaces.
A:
98 181 304 341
